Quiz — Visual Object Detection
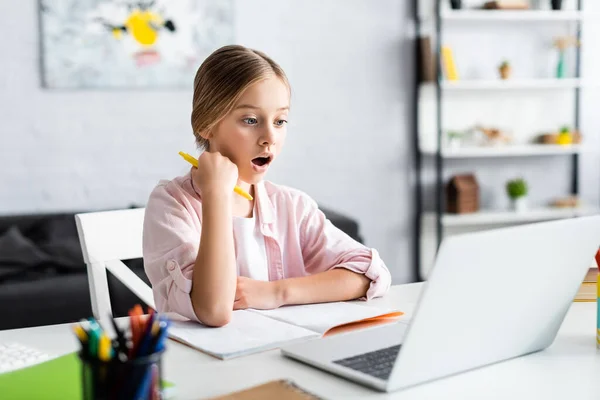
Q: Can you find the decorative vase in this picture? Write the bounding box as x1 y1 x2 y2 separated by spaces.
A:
512 197 528 212
450 0 462 10
448 137 461 150
556 50 565 78
499 65 511 80
551 0 562 10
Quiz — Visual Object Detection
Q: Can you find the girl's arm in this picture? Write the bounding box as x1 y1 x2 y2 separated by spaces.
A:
234 269 370 310
276 268 371 305
190 191 236 326
189 151 239 326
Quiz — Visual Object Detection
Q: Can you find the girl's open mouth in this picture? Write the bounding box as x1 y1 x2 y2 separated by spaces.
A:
252 155 272 166
251 154 273 172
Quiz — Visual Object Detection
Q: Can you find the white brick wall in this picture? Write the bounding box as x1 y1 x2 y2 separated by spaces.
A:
0 1 415 282
1 1 196 212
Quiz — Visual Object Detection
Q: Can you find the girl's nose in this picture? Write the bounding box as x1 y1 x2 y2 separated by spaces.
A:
259 127 276 146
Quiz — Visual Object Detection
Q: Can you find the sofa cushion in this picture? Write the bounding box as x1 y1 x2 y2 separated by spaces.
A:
0 226 53 280
25 214 84 269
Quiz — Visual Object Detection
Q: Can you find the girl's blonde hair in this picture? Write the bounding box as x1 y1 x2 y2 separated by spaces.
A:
191 45 290 150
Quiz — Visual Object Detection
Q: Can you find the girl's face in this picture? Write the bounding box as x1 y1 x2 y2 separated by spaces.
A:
207 77 290 185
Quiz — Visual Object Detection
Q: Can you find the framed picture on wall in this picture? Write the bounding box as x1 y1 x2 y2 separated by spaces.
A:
39 0 234 89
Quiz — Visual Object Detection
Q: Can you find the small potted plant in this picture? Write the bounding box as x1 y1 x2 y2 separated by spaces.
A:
447 131 464 150
498 60 511 80
506 178 528 212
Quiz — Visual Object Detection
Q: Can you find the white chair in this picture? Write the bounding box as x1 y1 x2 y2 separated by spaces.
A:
75 208 155 321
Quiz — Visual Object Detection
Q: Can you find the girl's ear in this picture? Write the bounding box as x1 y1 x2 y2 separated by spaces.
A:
199 129 213 141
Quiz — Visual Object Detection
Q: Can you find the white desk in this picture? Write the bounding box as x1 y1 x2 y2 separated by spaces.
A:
2 283 600 400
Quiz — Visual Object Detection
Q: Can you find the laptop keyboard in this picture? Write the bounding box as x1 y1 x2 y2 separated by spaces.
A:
333 344 401 381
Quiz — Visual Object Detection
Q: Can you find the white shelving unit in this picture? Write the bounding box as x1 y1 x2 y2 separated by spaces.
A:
414 2 600 280
421 143 583 158
441 10 585 21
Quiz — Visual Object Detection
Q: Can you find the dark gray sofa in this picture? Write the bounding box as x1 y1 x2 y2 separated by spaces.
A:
0 206 363 330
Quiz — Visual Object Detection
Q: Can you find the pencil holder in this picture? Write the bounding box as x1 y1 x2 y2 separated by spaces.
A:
78 349 165 400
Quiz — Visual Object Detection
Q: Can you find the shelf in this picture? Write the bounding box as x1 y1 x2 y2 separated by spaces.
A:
439 78 586 90
421 144 582 158
429 206 599 227
414 5 592 279
441 10 584 21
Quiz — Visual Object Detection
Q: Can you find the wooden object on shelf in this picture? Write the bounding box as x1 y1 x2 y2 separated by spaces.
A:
550 195 580 208
482 1 529 9
418 36 435 83
446 174 479 214
498 68 511 79
537 130 581 144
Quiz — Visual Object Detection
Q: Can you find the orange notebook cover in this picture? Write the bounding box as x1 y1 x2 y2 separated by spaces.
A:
210 379 322 400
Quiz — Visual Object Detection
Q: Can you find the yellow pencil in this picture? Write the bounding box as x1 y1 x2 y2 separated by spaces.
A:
72 325 88 343
98 334 112 361
178 151 253 200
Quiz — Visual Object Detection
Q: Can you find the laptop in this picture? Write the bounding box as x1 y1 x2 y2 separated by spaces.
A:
281 216 600 392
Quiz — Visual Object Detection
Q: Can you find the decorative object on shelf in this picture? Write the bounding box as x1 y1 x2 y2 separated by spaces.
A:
473 125 512 146
482 1 529 9
446 174 480 214
553 36 579 79
506 178 528 212
447 131 465 149
498 60 511 80
557 125 573 145
418 36 435 83
550 0 562 10
550 195 580 208
450 0 462 10
537 125 581 145
441 45 459 81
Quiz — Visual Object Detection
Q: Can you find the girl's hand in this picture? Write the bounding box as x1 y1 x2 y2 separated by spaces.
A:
234 277 283 310
191 151 238 198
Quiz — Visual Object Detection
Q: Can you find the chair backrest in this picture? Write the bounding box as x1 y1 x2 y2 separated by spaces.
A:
75 208 155 321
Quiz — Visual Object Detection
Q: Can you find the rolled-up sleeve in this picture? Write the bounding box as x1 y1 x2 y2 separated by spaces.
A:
299 197 391 300
142 183 201 322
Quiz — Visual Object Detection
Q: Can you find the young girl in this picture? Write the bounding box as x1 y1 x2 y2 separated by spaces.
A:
142 45 391 327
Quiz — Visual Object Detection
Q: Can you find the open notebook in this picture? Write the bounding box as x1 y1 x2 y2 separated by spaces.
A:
168 301 403 360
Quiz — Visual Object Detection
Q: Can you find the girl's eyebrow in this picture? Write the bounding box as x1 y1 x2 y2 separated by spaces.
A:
235 104 290 111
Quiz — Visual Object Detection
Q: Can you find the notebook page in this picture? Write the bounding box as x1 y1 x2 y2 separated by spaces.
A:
251 302 397 335
168 310 319 360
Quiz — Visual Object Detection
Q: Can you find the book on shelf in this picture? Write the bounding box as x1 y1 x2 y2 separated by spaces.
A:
167 301 403 360
441 45 459 81
482 1 529 9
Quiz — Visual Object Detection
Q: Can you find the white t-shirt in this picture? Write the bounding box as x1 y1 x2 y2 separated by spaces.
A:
232 213 269 281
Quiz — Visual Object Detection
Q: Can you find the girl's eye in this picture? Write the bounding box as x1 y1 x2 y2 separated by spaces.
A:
243 117 258 125
275 119 288 127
